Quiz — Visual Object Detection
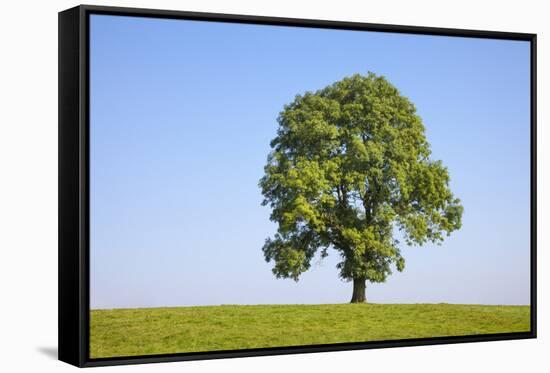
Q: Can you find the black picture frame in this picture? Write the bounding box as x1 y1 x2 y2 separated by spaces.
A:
58 4 537 368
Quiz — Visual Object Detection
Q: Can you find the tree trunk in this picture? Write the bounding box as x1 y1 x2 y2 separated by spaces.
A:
350 278 367 303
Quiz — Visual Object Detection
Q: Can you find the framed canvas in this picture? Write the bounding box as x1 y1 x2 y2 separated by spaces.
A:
58 4 537 367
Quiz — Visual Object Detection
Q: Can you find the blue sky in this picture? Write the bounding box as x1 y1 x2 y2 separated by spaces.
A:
89 14 531 309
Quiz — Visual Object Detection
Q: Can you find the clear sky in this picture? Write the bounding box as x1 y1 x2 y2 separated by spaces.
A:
89 14 531 309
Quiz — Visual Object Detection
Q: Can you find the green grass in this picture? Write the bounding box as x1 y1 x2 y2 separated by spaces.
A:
90 303 530 358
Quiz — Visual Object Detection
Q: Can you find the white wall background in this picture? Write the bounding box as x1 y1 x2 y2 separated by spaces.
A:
0 0 546 371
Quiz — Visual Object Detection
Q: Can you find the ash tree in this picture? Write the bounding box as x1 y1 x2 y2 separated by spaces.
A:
259 73 463 303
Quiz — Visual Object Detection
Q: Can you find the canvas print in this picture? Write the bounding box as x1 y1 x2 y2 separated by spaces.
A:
89 14 531 358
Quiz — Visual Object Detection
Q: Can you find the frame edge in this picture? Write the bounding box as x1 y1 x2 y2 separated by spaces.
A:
79 3 536 40
58 5 86 368
530 33 537 338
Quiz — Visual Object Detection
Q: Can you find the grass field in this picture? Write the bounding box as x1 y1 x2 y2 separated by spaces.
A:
90 303 530 358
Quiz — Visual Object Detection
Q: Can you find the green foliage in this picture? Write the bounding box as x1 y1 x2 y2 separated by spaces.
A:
260 72 463 284
90 304 529 357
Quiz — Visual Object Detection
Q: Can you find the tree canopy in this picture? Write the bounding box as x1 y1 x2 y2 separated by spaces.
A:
259 72 463 302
